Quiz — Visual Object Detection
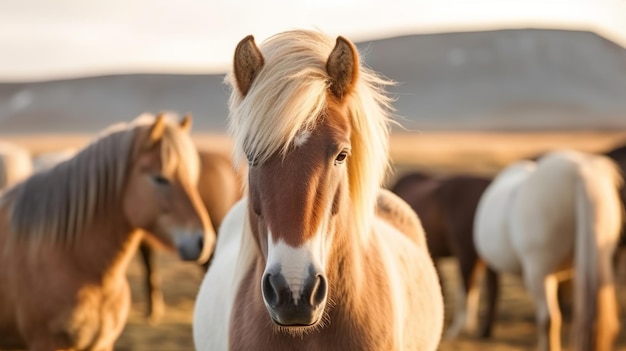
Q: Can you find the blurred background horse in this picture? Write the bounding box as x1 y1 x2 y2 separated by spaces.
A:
474 150 623 351
390 172 498 339
31 131 243 325
0 113 213 350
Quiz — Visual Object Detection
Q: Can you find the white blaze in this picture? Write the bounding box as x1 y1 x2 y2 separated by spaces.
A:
264 231 325 303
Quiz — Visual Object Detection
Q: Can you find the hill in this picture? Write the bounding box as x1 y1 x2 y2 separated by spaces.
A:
0 28 625 134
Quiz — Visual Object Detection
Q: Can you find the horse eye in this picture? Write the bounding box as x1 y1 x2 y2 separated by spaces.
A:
334 151 348 165
152 175 170 186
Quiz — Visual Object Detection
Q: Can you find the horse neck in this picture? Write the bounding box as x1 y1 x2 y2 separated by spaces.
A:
326 210 376 309
71 206 142 285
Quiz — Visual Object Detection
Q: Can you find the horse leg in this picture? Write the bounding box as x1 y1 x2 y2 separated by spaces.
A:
444 279 467 340
478 266 499 338
594 284 619 351
445 257 484 339
556 279 573 322
139 241 165 324
593 252 620 351
525 272 561 351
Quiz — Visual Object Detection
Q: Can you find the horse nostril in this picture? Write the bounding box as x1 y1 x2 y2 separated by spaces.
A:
262 273 279 307
310 274 327 307
196 235 204 250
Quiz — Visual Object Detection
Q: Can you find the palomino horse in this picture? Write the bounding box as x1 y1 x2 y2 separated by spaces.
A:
31 146 240 324
193 30 444 350
390 172 498 339
474 150 623 351
0 141 32 190
0 113 215 351
139 149 242 323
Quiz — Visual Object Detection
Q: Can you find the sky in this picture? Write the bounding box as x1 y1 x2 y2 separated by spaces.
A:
0 0 625 82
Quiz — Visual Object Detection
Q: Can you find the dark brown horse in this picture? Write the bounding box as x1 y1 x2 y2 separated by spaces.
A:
139 149 243 323
604 144 626 277
390 172 498 339
605 144 626 224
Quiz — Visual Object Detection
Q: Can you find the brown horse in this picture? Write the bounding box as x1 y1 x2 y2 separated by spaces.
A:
32 145 242 324
138 149 243 323
605 143 626 231
193 30 444 350
0 113 214 351
390 172 498 339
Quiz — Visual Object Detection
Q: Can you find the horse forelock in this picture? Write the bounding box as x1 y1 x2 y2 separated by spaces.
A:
227 29 395 241
5 113 196 250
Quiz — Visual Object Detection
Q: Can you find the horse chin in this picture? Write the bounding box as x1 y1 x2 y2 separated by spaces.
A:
272 320 323 337
269 312 325 336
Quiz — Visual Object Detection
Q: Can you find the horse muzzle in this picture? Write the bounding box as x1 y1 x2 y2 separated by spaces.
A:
261 266 328 327
173 229 205 261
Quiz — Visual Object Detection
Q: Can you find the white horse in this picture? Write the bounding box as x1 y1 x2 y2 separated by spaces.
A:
474 150 623 351
0 141 32 190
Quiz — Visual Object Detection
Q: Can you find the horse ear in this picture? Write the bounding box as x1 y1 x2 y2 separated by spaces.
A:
326 36 359 99
148 113 166 146
233 35 265 96
180 113 192 133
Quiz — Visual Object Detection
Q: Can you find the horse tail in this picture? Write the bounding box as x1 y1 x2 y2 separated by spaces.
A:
573 155 622 351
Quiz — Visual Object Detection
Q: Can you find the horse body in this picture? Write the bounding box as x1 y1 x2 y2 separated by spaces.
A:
474 163 534 275
391 173 498 339
474 150 622 351
228 214 437 350
30 147 239 325
0 203 140 350
196 192 442 351
195 151 243 231
193 30 443 350
0 114 213 351
391 174 448 256
604 144 626 276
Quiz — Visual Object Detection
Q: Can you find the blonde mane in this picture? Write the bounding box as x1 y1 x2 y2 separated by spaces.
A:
4 113 199 248
226 30 395 238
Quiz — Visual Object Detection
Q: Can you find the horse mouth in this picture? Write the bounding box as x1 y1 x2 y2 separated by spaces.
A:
268 311 324 331
272 319 319 328
270 316 324 335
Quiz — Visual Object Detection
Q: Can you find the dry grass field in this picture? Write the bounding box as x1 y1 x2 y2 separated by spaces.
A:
2 130 626 350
